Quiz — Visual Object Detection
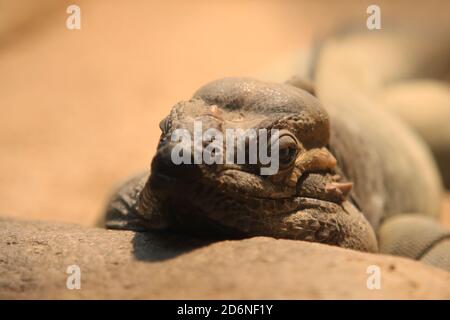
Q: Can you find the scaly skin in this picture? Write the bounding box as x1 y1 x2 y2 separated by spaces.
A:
104 77 389 253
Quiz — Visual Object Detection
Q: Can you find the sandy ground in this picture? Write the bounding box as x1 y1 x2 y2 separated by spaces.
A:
0 0 450 227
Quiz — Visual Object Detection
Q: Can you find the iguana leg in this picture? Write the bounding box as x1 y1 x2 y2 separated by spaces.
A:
102 172 169 231
378 214 450 271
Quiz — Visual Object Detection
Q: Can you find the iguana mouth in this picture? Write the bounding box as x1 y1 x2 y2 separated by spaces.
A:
148 170 349 218
146 170 348 240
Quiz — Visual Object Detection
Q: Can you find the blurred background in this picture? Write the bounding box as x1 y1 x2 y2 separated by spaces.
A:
0 0 449 227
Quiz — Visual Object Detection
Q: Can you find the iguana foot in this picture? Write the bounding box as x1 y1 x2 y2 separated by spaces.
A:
103 173 169 231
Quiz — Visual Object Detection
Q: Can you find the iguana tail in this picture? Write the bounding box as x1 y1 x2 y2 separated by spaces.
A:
379 214 450 271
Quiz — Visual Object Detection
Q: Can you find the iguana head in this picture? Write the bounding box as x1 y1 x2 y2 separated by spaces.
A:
139 78 377 252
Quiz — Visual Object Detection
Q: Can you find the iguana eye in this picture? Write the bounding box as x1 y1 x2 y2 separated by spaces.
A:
278 134 298 167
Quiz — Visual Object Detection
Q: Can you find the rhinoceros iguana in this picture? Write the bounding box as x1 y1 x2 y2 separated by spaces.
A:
103 31 450 271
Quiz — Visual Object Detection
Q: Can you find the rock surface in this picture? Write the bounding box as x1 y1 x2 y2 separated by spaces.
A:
1 219 449 299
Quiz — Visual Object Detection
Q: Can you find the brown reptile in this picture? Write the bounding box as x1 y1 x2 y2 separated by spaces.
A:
104 31 450 271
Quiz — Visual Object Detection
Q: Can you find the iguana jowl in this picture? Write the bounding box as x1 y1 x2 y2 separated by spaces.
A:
104 35 450 271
